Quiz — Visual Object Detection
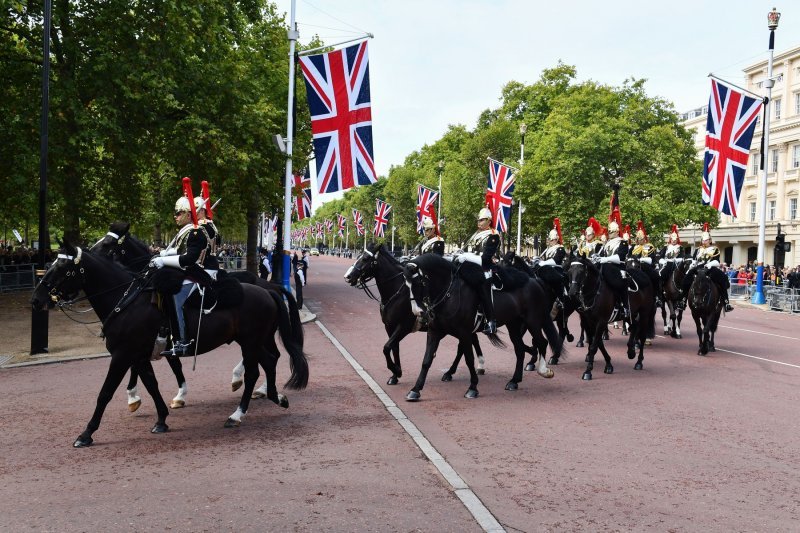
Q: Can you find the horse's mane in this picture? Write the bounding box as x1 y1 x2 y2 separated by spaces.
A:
373 243 402 267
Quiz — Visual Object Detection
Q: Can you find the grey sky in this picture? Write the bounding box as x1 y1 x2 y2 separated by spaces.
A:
285 1 800 206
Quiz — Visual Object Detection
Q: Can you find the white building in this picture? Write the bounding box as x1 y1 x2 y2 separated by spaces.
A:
681 44 800 268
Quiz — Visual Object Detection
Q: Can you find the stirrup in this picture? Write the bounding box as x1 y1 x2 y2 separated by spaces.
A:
482 319 497 335
161 340 192 358
724 302 734 312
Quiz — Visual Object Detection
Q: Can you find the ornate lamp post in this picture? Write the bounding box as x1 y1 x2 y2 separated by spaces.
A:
752 7 781 305
516 123 527 255
437 159 444 224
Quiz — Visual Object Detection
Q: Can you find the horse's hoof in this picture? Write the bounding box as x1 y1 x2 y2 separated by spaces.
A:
604 366 614 374
566 333 575 342
539 369 555 379
128 399 142 413
709 346 716 352
576 341 584 348
73 435 93 448
622 331 628 337
634 362 643 370
676 334 682 339
278 395 289 409
464 389 479 399
548 357 559 366
505 381 518 391
406 391 421 402
387 376 399 386
251 390 266 399
627 350 636 360
151 423 169 434
477 368 485 375
525 363 536 371
645 339 652 346
441 373 453 382
231 380 243 392
224 418 241 428
170 399 185 409
582 372 592 381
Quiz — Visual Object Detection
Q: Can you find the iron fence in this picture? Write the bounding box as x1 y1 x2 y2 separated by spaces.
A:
0 264 36 292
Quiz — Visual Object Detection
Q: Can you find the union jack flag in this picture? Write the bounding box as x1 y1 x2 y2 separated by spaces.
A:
485 160 516 233
325 219 333 233
292 169 312 221
337 214 346 237
316 222 324 240
416 185 439 234
702 79 762 217
352 209 365 236
299 41 376 194
373 199 392 238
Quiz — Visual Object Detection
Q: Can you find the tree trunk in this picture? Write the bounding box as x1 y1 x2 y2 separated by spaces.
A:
246 206 259 275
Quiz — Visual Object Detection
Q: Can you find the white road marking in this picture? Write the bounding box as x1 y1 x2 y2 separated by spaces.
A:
316 321 505 533
655 335 800 369
717 324 800 341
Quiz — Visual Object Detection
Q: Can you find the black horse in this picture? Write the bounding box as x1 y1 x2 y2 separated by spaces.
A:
91 222 302 405
31 242 308 447
659 259 689 339
688 266 722 355
344 243 488 384
403 254 559 401
567 255 654 380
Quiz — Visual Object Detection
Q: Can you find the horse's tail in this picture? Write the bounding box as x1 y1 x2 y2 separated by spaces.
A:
272 283 304 348
268 290 309 390
486 332 505 349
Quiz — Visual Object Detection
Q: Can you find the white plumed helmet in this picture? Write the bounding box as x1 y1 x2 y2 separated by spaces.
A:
174 196 191 212
422 216 435 230
194 196 208 212
477 207 492 221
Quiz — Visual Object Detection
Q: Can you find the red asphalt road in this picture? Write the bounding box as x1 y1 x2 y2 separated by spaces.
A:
2 254 799 532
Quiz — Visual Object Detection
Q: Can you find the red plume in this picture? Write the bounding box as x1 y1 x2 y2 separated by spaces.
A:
670 224 680 244
623 223 631 239
201 180 214 220
702 222 709 233
182 177 198 227
587 216 602 236
553 217 562 244
636 220 647 242
429 206 440 237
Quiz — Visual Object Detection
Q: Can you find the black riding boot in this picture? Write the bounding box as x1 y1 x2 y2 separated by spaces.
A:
481 280 496 334
722 287 734 312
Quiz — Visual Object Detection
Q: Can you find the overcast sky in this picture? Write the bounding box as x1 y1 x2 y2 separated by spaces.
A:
282 0 800 207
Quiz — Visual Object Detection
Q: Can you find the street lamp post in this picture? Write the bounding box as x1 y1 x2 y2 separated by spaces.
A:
752 7 781 305
437 160 444 223
516 123 527 255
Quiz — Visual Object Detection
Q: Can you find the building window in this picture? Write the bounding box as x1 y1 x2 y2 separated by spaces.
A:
769 200 776 221
793 145 800 169
791 198 797 220
750 202 756 222
795 93 800 115
752 153 760 175
772 149 779 172
775 99 782 120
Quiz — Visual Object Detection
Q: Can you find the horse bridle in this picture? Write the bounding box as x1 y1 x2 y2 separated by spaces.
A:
569 260 596 311
351 249 406 308
407 262 457 320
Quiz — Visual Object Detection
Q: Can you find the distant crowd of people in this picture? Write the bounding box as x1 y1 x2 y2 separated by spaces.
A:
721 262 800 288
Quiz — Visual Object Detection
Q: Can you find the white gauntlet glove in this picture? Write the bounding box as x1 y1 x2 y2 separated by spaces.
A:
151 255 182 269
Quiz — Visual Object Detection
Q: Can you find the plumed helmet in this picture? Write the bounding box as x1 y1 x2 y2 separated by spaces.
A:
700 222 711 243
635 220 647 242
548 217 563 244
422 216 435 230
607 220 620 237
174 196 191 212
478 207 492 221
622 224 631 242
669 224 680 244
586 217 601 239
548 228 559 241
194 196 208 212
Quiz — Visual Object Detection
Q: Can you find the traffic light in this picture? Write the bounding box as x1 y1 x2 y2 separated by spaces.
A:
776 233 786 252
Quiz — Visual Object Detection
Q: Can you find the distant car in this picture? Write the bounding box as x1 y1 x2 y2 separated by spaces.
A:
309 248 320 256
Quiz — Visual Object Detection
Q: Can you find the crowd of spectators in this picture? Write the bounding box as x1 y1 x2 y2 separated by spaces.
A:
720 262 800 289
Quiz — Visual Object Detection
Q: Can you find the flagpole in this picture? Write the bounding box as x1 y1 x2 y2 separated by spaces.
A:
516 123 526 255
281 0 298 292
752 8 780 305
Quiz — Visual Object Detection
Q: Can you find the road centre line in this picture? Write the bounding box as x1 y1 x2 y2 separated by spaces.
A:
315 321 505 533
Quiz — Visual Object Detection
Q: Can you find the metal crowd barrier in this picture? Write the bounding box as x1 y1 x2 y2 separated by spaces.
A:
0 263 36 292
729 283 751 300
766 286 800 313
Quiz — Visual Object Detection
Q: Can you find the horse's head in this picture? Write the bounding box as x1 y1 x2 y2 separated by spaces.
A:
625 256 641 270
344 244 380 286
90 221 131 261
690 267 713 310
31 239 85 311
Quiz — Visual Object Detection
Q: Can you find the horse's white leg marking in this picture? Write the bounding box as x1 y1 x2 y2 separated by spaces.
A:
170 382 188 408
127 386 141 412
536 350 555 378
405 278 423 316
227 406 246 426
251 382 268 399
477 355 485 371
231 360 244 391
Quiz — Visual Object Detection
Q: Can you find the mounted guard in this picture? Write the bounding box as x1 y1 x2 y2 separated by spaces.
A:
150 179 212 357
454 206 501 334
593 201 630 320
680 223 734 312
578 217 603 258
410 215 444 258
629 220 662 307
